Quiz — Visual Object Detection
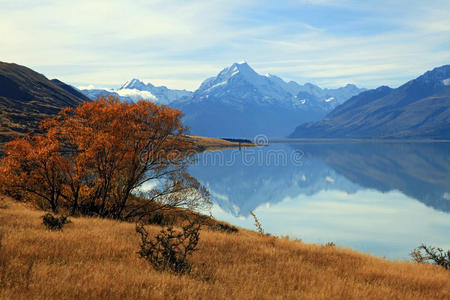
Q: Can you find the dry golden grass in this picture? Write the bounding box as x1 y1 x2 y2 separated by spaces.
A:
0 196 449 300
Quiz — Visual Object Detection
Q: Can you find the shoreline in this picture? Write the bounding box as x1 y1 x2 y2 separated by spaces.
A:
268 138 450 144
0 134 257 156
183 135 257 152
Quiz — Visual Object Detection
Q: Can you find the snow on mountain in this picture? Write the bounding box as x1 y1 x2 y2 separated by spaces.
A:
115 88 157 101
191 62 365 109
80 79 192 105
172 62 366 137
80 88 119 100
293 83 366 110
193 62 293 104
120 78 150 90
80 62 365 137
117 78 193 104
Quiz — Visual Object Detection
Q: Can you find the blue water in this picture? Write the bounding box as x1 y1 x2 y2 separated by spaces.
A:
189 142 450 260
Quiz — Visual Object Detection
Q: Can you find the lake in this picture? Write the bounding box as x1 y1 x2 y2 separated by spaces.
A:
189 141 450 260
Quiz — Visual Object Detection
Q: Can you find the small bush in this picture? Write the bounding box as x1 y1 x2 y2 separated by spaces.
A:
325 242 335 247
136 221 200 274
42 213 70 231
1 189 23 202
410 244 450 270
215 223 238 233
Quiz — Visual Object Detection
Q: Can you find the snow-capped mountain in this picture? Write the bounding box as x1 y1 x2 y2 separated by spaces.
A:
119 79 193 104
80 62 365 137
193 62 293 104
172 62 365 137
293 82 363 105
80 79 192 105
191 62 364 109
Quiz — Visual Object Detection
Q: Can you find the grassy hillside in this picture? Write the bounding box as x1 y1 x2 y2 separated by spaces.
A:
0 196 448 299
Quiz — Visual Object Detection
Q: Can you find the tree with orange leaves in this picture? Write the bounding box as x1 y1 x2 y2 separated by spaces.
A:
0 96 209 219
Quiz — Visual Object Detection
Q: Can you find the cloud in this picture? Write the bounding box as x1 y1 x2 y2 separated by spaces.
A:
0 0 449 90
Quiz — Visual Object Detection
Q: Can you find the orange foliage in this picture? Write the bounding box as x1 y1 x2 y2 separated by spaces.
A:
0 96 209 219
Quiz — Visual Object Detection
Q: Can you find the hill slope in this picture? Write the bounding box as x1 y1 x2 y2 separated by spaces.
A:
0 62 89 143
290 65 450 139
0 197 448 299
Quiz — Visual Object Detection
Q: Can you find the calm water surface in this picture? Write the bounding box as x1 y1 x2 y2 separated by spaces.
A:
189 142 450 260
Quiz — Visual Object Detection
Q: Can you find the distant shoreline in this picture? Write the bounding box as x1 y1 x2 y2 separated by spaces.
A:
183 135 257 152
268 138 450 144
0 134 257 157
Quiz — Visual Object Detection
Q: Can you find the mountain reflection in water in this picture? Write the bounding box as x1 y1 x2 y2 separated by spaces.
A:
189 142 450 259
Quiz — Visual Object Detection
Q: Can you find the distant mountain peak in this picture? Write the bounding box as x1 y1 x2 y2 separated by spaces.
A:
196 62 261 94
119 78 152 90
193 61 366 109
222 62 258 79
234 61 250 68
82 77 193 105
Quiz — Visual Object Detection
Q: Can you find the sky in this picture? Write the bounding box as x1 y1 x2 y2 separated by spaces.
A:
1 0 450 91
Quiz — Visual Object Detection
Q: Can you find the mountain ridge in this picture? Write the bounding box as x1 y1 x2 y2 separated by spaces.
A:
290 65 450 139
82 78 193 105
79 62 366 110
0 61 89 143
